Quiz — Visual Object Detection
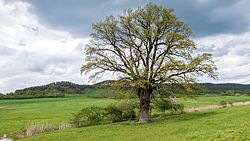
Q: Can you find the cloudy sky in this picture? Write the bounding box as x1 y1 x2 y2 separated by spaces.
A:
0 0 250 93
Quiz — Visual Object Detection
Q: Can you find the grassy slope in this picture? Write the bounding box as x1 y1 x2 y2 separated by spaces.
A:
22 105 250 141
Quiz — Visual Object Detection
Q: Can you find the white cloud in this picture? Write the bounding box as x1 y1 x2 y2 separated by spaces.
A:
196 31 250 84
0 0 90 93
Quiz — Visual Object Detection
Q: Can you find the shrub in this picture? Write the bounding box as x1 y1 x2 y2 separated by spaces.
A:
105 104 123 122
171 103 184 114
153 98 184 114
220 101 228 108
105 101 138 122
228 101 234 106
71 101 138 127
71 107 105 127
117 101 137 120
153 98 172 112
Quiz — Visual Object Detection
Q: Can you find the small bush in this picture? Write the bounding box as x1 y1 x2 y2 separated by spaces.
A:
71 107 105 127
153 99 172 112
220 100 235 108
105 101 138 122
220 101 228 108
117 101 137 120
105 104 123 122
228 102 234 106
171 103 184 114
153 98 184 114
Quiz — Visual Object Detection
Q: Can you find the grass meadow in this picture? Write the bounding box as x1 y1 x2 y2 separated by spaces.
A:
21 105 250 141
1 91 250 140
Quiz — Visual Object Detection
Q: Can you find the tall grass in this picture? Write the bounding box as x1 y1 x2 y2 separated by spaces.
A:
16 122 72 139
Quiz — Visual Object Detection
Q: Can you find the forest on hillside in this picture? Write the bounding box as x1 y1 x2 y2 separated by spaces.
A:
0 82 91 99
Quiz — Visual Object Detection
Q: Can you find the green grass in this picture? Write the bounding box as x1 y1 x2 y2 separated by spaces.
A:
21 105 250 141
0 94 115 136
1 94 250 140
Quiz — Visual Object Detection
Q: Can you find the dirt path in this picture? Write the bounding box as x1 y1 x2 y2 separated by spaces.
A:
178 100 213 104
184 101 250 113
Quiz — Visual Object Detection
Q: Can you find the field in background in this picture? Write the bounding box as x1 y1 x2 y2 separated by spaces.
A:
0 94 115 136
1 90 250 140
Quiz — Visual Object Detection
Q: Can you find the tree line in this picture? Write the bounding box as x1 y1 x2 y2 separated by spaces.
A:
1 80 250 100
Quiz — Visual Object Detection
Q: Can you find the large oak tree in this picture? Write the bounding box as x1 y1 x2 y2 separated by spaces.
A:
82 3 217 122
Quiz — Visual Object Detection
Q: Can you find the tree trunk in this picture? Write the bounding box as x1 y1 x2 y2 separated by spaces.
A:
138 87 152 123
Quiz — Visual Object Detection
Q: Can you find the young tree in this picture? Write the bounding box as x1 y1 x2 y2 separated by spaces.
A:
81 3 217 122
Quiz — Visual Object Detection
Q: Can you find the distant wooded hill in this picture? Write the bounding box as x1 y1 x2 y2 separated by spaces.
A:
1 81 250 99
201 83 250 92
0 82 92 99
15 81 91 94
